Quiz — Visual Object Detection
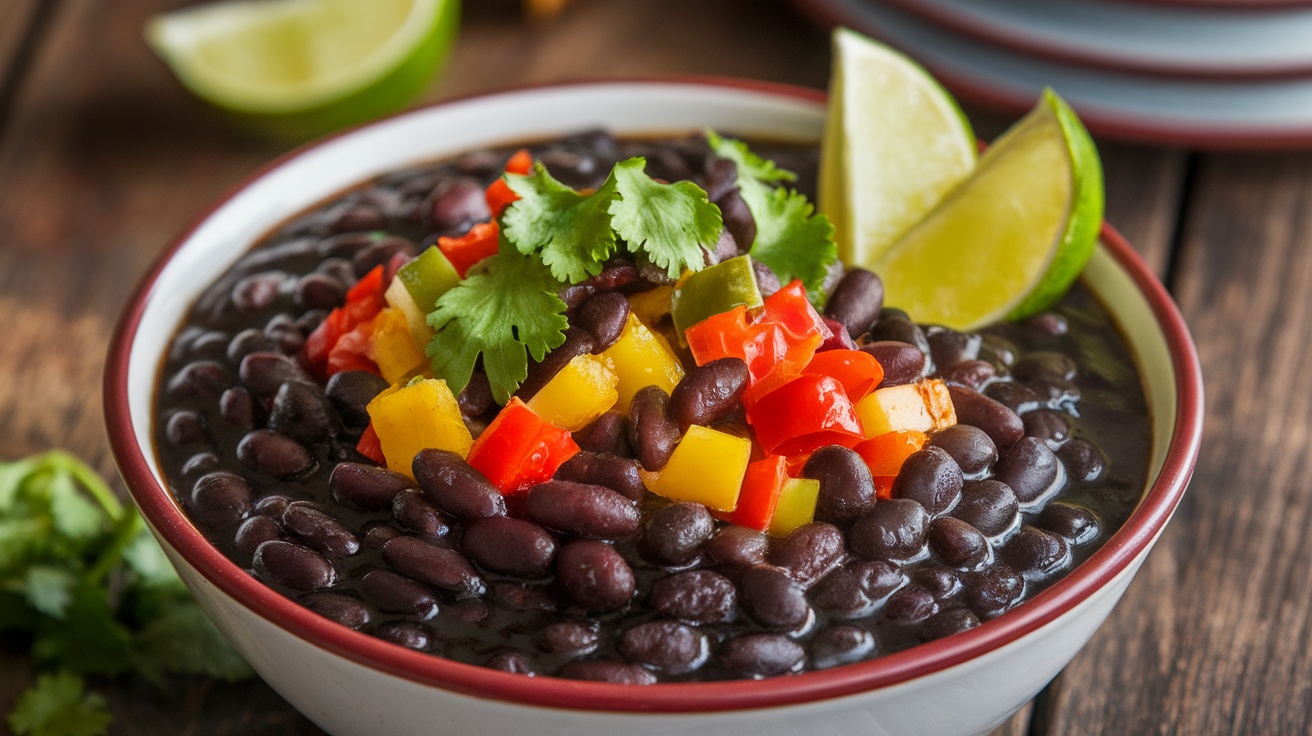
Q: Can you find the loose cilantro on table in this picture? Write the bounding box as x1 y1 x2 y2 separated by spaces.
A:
0 452 254 736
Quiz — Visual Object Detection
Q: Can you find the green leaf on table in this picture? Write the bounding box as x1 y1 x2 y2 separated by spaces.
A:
502 163 619 283
7 672 111 736
31 582 132 677
610 157 723 279
131 601 254 685
426 248 569 404
18 566 80 619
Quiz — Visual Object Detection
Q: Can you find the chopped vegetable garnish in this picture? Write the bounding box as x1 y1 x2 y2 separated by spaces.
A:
854 378 957 438
768 477 821 537
608 157 723 279
640 425 751 512
366 378 472 476
720 455 789 532
746 373 864 456
466 398 579 494
502 162 619 283
670 254 764 341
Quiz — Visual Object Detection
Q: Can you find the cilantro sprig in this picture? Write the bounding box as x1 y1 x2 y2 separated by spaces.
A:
1 452 253 736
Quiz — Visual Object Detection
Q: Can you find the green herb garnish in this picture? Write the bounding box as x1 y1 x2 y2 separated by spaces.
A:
1 452 254 736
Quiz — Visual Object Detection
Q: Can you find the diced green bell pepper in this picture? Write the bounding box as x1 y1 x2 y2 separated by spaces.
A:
398 245 461 312
670 254 763 343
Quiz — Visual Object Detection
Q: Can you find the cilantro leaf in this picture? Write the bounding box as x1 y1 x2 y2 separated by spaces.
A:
19 566 79 619
426 247 569 404
31 581 132 676
707 131 838 301
7 672 111 736
131 602 255 685
502 163 618 283
609 157 723 279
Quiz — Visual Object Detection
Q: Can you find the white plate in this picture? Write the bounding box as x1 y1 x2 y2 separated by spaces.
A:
793 0 1312 147
885 0 1312 78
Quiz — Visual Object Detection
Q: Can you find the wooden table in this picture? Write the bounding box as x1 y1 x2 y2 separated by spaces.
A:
0 0 1302 733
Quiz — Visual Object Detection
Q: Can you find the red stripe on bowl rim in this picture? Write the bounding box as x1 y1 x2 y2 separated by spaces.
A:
104 77 1203 714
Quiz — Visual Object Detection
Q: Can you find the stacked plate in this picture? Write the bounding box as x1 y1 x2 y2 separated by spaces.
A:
790 0 1312 148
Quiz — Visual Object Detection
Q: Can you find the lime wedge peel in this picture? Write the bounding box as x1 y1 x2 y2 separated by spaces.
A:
874 89 1105 331
819 27 978 271
145 0 458 138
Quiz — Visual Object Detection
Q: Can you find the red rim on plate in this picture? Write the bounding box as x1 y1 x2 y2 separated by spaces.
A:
104 78 1204 714
883 0 1312 80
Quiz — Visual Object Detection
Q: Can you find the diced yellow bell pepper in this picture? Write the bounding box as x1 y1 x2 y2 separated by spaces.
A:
527 354 619 431
369 307 428 384
384 277 436 354
639 425 750 512
768 477 820 538
601 313 685 413
626 284 673 330
854 378 957 438
367 377 472 478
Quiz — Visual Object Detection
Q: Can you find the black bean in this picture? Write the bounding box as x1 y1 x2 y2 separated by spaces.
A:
492 582 559 612
556 540 634 611
363 523 403 549
1013 351 1078 383
462 516 557 579
769 522 844 585
253 494 292 518
231 272 287 312
282 502 360 558
233 515 282 565
375 621 432 650
574 291 631 351
333 204 386 234
219 387 256 431
818 316 858 352
964 565 1025 617
996 437 1063 505
952 480 1020 537
360 569 438 618
1059 439 1106 482
706 525 769 567
352 236 417 277
984 381 1041 416
849 499 929 562
294 273 346 312
325 370 390 428
628 386 681 471
238 352 310 397
641 502 714 566
268 382 336 443
717 634 804 679
860 341 926 388
237 429 315 479
456 371 495 419
1037 502 1102 546
253 540 337 591
189 472 252 529
619 621 708 675
264 313 305 354
853 559 908 600
518 327 595 400
553 451 645 502
412 449 506 520
709 227 739 264
824 268 884 338
891 446 963 516
486 651 535 675
164 410 208 448
999 526 1072 582
810 625 877 670
920 608 981 642
883 584 937 624
318 231 374 258
526 480 640 539
668 358 749 431
915 564 962 601
738 566 810 630
803 446 876 525
557 659 656 685
181 452 220 479
541 621 599 657
167 360 231 400
751 259 781 297
948 386 1025 450
430 178 490 229
1023 312 1068 337
868 309 932 364
928 425 997 477
927 329 981 369
717 190 757 252
330 461 415 511
978 333 1019 369
649 570 736 624
928 517 990 569
809 568 876 619
391 488 452 541
1023 409 1072 450
573 410 631 457
383 536 484 598
299 591 370 629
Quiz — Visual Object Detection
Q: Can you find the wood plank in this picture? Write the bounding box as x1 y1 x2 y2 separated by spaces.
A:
0 0 42 88
1039 149 1312 734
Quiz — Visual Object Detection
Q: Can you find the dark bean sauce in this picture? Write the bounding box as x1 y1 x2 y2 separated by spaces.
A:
154 130 1150 682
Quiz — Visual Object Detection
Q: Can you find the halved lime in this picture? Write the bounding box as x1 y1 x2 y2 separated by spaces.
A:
819 28 977 271
874 89 1104 330
145 0 459 139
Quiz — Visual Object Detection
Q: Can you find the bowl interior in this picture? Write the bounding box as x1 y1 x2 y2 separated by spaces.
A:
112 79 1199 713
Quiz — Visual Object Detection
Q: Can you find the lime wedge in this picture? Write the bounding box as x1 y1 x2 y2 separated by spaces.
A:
145 0 459 139
874 90 1104 330
819 28 977 270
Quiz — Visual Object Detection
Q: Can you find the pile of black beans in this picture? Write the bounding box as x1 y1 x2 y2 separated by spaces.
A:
154 132 1150 683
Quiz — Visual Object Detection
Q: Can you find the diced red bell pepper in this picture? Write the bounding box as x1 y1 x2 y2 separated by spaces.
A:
326 322 379 375
739 332 824 409
854 430 927 477
746 373 864 457
685 305 787 381
466 397 580 495
438 221 500 278
873 476 895 501
485 148 534 217
304 265 387 376
356 423 385 465
761 280 831 344
720 456 789 532
804 349 884 404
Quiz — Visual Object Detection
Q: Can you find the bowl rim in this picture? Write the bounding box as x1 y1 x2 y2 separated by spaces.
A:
104 77 1204 715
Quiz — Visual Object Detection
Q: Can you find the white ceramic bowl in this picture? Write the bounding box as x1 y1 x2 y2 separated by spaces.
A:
105 80 1204 736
